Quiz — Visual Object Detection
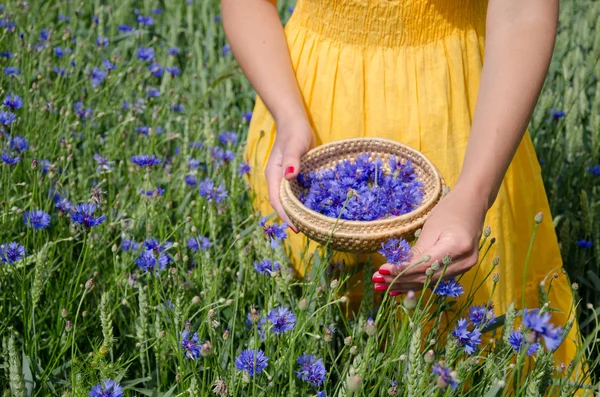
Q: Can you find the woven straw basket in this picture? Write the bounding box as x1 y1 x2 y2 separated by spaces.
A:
280 137 445 253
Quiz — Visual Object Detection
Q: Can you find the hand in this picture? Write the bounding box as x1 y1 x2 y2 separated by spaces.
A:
265 117 315 231
371 184 489 295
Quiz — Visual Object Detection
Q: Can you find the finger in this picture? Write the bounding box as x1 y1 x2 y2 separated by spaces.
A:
265 163 297 232
281 147 302 181
373 282 422 292
378 225 440 276
401 236 470 278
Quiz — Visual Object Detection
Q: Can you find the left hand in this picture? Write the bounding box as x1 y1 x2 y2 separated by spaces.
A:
371 184 490 296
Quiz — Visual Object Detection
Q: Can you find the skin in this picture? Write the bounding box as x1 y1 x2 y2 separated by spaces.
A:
221 0 559 293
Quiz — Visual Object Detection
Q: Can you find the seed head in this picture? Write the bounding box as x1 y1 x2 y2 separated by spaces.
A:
347 375 362 393
344 336 352 346
61 308 68 318
442 254 452 266
492 257 500 266
85 278 94 290
483 226 491 237
534 212 544 224
492 273 500 283
572 283 579 291
403 290 417 310
298 298 309 311
200 341 213 357
192 296 201 305
330 279 339 289
424 349 435 363
349 346 358 355
430 260 440 271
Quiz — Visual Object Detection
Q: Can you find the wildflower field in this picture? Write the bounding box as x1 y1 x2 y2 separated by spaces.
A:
1 0 600 396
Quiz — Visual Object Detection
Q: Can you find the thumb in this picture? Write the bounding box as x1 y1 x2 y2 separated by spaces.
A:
281 147 302 181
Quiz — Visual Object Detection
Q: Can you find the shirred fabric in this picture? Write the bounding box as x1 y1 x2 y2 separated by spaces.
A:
244 0 578 363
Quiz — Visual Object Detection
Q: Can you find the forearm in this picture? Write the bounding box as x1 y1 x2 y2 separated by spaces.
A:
221 0 307 124
455 0 558 209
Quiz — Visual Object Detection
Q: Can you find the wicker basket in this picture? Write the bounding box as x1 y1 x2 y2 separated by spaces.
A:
279 137 445 253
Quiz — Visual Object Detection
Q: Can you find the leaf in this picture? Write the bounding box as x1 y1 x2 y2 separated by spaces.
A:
121 377 152 387
22 353 34 397
162 384 178 397
586 270 600 292
480 314 506 334
484 383 503 397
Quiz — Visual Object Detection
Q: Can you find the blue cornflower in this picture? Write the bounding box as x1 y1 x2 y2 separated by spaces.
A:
96 36 109 47
522 309 563 351
378 238 411 265
9 135 27 152
0 242 25 264
54 66 66 76
432 364 459 390
190 141 203 149
218 131 238 146
3 94 22 110
451 318 481 355
198 178 228 203
91 67 107 88
103 59 116 71
54 197 72 213
235 349 269 376
550 108 566 120
137 46 155 62
131 154 161 168
296 354 327 387
137 15 154 25
267 307 296 334
92 15 99 24
170 103 184 112
118 24 134 33
254 259 280 275
577 240 593 248
88 379 123 397
136 126 150 135
58 14 71 22
40 29 50 41
168 47 180 56
152 8 163 14
121 239 140 252
317 392 328 397
467 304 496 327
508 331 539 356
0 110 17 126
166 66 181 76
214 15 222 22
24 210 51 229
431 277 464 298
4 66 20 76
135 250 168 273
70 203 106 229
54 46 65 58
181 330 201 360
93 154 114 173
148 63 163 77
259 217 288 249
242 112 253 123
140 187 165 197
146 87 160 98
222 44 231 56
239 162 251 175
187 235 211 252
588 165 600 176
0 51 13 58
188 158 201 170
1 152 20 165
74 102 93 121
184 175 197 187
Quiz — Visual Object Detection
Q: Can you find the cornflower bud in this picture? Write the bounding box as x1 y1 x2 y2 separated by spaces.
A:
200 341 213 357
424 349 435 363
534 212 544 224
347 375 362 393
65 321 73 332
572 282 579 291
344 336 352 346
492 257 500 266
298 298 309 311
85 278 94 290
442 254 452 266
82 310 88 318
192 296 201 305
349 346 358 355
364 317 377 337
403 290 417 310
430 261 440 271
483 226 491 237
492 273 500 283
330 279 339 289
223 329 230 341
61 308 68 318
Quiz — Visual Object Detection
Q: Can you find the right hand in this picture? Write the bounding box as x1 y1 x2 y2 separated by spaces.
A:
265 117 315 232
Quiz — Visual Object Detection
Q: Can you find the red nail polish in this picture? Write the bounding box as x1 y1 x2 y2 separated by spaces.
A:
372 275 385 283
379 269 390 275
284 166 295 176
374 284 388 291
389 291 401 297
290 225 298 233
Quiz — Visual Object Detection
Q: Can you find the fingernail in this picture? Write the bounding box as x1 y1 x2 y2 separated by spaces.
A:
372 275 385 283
290 225 298 233
389 291 401 297
378 269 390 276
284 166 295 176
374 284 388 291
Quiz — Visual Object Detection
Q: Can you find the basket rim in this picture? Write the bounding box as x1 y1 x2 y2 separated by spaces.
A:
280 137 443 229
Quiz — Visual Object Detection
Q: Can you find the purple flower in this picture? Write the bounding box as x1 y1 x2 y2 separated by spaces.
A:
4 66 20 76
467 304 496 327
137 46 155 62
103 59 116 71
118 24 134 33
218 131 238 146
54 67 66 76
121 239 139 252
91 67 107 88
54 47 65 58
40 29 50 41
235 349 269 376
190 141 203 150
137 15 154 26
0 110 17 126
296 354 327 387
166 66 181 77
222 44 231 56
0 242 25 264
131 154 161 168
577 240 593 248
148 63 163 77
254 259 280 275
168 47 180 56
1 152 20 165
187 235 211 252
96 36 109 47
181 330 201 360
431 277 464 298
184 175 197 187
140 187 165 197
588 165 600 176
74 102 93 121
267 307 296 334
3 94 22 110
152 8 163 15
378 238 410 265
239 162 251 175
550 108 566 120
198 178 228 203
170 103 185 112
242 112 252 123
70 203 106 229
9 135 28 152
432 364 459 390
508 331 539 356
135 126 150 136
93 154 114 173
88 379 123 397
259 217 288 249
1 51 14 59
24 210 51 229
135 250 168 273
451 318 481 355
54 197 72 213
146 87 160 98
522 309 563 351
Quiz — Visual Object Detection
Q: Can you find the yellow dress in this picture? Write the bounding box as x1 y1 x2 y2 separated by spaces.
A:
244 0 579 364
